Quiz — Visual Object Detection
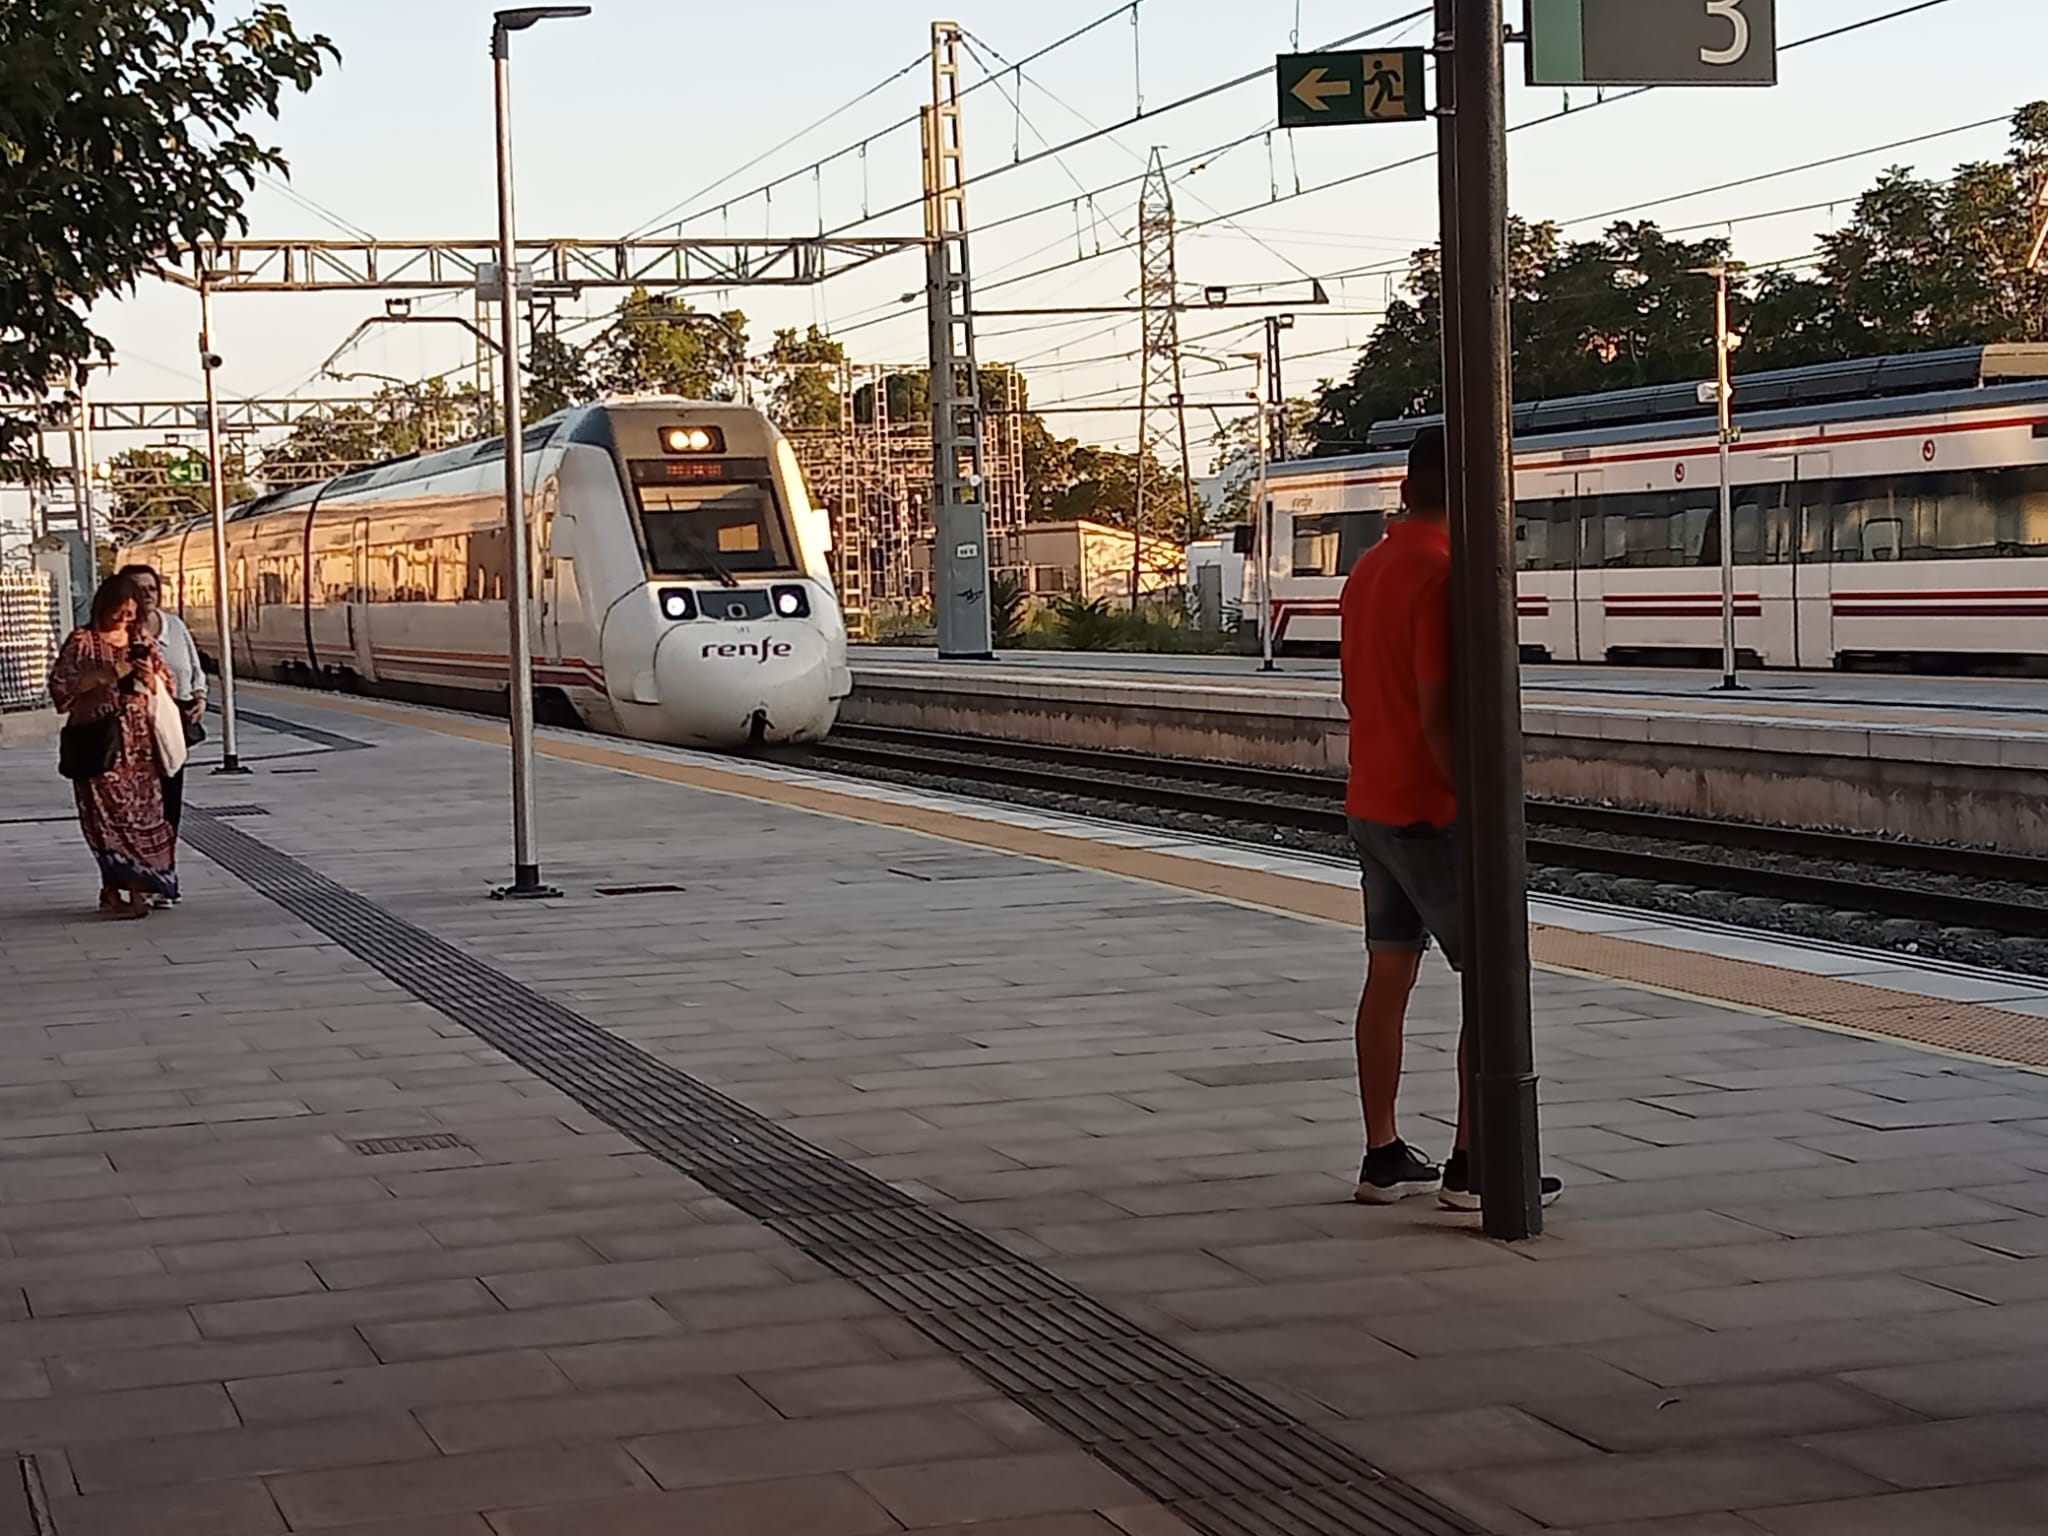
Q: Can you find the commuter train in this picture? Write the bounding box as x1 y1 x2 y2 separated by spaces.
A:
1253 346 2048 671
120 400 851 747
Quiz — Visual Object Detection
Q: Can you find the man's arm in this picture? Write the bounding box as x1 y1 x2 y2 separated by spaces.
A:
1413 566 1455 794
1418 678 1455 790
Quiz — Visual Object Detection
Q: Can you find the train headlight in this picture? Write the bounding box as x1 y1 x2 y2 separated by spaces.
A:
659 425 726 455
771 584 811 619
658 587 697 621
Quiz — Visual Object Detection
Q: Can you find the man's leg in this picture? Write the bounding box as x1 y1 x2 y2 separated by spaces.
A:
1348 818 1441 1204
1356 946 1421 1151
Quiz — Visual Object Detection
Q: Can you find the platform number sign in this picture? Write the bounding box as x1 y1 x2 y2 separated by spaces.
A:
1526 0 1776 87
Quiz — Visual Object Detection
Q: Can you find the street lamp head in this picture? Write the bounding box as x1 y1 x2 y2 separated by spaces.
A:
493 6 590 53
495 6 591 28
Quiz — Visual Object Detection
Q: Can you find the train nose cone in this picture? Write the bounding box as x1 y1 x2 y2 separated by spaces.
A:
653 623 833 746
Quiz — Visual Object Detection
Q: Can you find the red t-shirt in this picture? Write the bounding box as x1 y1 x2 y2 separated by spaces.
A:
1340 518 1456 826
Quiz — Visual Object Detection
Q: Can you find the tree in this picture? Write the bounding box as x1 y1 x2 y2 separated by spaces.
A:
104 444 252 540
525 332 592 423
761 326 846 430
0 2 335 479
1308 103 2048 452
262 379 483 477
586 287 747 400
1206 399 1317 522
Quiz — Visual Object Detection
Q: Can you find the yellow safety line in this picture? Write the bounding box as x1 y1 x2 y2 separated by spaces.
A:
242 684 2048 1072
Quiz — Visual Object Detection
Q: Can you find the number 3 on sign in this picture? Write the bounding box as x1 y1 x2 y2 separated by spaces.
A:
1701 0 1751 65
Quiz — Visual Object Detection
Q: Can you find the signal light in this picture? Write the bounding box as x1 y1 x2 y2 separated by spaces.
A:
659 425 724 454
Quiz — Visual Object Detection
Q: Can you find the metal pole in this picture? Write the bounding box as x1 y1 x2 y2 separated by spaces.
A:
1449 0 1540 1239
200 276 248 776
492 19 553 898
73 374 96 557
1254 351 1275 672
1265 317 1288 463
1435 0 1485 1192
1714 267 1742 691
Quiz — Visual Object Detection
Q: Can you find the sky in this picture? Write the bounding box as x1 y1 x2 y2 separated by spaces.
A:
46 0 2048 484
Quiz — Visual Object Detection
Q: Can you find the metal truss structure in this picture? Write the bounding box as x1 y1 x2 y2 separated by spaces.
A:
1132 147 1195 605
786 360 1025 636
155 237 926 294
53 398 384 435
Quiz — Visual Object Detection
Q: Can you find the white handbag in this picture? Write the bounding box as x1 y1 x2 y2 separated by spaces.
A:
149 680 189 777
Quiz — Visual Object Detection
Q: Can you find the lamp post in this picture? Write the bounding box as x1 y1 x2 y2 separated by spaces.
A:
490 4 587 900
199 275 250 775
1694 263 1744 691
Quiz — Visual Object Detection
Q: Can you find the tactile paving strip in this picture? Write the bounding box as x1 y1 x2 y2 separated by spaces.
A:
1533 927 2048 1070
183 810 1476 1536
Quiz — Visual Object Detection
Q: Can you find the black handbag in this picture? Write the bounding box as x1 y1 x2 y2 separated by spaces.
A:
182 712 207 747
58 713 121 781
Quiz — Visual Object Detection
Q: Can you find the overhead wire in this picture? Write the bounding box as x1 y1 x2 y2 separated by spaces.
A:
628 2 1144 239
944 0 1979 310
622 51 930 239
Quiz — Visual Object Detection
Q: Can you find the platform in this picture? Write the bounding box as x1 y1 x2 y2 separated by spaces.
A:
846 650 2048 854
3 689 2048 1534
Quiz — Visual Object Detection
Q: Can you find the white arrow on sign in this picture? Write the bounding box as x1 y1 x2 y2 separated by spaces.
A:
1290 66 1351 112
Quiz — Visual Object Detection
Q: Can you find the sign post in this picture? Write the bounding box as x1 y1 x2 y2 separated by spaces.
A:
1525 0 1776 87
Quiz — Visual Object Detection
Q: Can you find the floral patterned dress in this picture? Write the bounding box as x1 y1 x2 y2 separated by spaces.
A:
47 629 180 899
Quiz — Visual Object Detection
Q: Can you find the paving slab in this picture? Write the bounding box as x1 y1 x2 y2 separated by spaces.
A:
4 692 2048 1532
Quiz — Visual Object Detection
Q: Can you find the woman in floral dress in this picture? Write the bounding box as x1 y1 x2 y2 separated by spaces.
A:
47 573 180 918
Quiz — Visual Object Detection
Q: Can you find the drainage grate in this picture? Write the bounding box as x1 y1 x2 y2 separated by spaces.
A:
594 883 687 897
196 804 270 819
349 1133 468 1156
181 810 1477 1536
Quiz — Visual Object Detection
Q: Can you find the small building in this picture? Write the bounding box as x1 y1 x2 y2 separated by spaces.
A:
916 519 1185 604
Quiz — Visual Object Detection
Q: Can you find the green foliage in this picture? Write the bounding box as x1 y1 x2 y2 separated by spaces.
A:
763 326 846 430
989 571 1028 648
1048 594 1121 651
264 378 485 475
587 286 748 400
1308 103 2048 450
1206 399 1318 521
0 1 336 479
104 444 252 539
1027 595 1233 654
525 331 593 423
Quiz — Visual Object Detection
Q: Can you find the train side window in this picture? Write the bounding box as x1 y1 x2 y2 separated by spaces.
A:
1863 516 1904 563
1338 512 1384 571
1514 501 1572 571
1988 465 2048 555
1290 514 1345 577
1927 473 1997 559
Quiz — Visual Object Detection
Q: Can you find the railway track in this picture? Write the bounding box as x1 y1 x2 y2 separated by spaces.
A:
807 723 2048 940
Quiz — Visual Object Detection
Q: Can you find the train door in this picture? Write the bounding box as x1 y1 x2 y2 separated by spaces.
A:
538 480 563 667
348 517 377 682
1566 471 1607 660
1791 452 1832 668
1517 469 1580 661
231 554 254 675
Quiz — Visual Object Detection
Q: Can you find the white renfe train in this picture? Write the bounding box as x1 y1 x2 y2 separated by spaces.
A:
120 399 851 747
1254 346 2048 671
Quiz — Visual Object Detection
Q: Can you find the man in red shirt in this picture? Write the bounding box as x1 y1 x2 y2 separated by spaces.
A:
1340 426 1557 1211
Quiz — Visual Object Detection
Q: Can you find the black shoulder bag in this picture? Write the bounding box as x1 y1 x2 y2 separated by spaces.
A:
58 712 121 782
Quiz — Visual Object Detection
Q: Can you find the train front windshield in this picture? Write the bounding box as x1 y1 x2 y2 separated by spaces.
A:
629 461 796 579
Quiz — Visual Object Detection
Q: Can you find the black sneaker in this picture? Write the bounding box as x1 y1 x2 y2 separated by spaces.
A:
1355 1140 1441 1204
1440 1150 1562 1212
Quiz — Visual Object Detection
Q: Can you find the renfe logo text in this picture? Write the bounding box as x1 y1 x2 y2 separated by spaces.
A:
703 640 795 663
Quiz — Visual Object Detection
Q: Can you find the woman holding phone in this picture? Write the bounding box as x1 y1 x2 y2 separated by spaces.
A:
47 573 181 919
